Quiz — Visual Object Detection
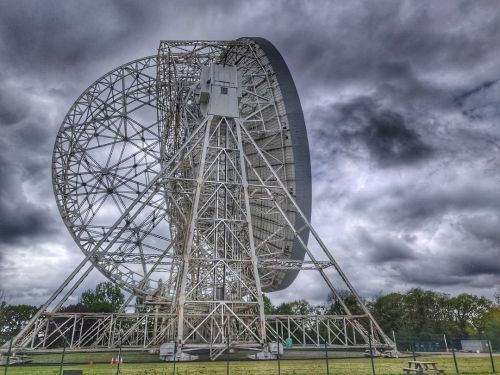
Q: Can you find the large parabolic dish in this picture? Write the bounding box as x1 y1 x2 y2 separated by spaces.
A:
53 38 311 300
9 37 392 357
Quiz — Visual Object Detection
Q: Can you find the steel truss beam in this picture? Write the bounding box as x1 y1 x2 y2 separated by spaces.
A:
9 313 388 352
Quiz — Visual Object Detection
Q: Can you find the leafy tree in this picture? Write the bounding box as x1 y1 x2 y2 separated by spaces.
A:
80 281 124 313
368 289 496 339
0 304 38 344
369 288 457 339
274 299 315 315
482 307 500 340
58 303 94 313
400 288 452 338
449 293 491 337
263 294 275 314
370 292 405 334
325 290 365 315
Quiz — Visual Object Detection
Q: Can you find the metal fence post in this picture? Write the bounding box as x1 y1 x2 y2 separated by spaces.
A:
59 338 66 375
488 340 496 373
173 341 177 375
116 339 122 375
324 338 330 375
368 333 375 375
226 337 230 375
3 337 13 375
452 347 459 374
277 340 281 375
392 330 398 352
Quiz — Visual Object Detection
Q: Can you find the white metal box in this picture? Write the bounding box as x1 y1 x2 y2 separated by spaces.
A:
197 63 242 118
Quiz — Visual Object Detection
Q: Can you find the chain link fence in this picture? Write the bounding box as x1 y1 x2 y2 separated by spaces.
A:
1 335 499 374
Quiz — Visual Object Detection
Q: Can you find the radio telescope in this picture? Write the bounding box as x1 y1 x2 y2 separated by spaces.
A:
6 38 393 360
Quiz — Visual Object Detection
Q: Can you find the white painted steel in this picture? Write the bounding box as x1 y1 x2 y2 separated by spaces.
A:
4 39 394 359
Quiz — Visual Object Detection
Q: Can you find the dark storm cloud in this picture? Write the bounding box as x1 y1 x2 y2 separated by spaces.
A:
0 206 53 245
455 79 500 105
0 0 244 82
461 214 500 244
457 253 500 276
0 72 60 255
0 75 31 126
0 1 146 74
0 144 59 246
313 97 433 168
264 1 500 100
356 227 417 264
455 79 500 120
373 61 455 115
349 180 500 229
345 206 500 290
391 245 500 288
391 263 471 287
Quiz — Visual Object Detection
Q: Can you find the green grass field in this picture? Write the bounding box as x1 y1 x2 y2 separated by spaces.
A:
2 353 500 375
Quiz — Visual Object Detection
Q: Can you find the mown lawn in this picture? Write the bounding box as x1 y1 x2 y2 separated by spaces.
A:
2 354 499 374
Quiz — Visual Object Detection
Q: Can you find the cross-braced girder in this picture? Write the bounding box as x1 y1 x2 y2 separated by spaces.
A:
10 313 388 352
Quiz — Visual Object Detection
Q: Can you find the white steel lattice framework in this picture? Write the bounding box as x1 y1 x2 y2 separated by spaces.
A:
4 39 393 360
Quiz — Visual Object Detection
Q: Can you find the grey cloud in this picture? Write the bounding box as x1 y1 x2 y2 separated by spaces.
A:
362 109 432 166
0 94 28 126
0 148 59 246
0 76 31 126
461 214 500 244
0 205 54 245
390 246 500 288
281 0 500 299
374 61 455 115
403 233 417 243
0 1 141 74
356 227 417 264
361 211 500 289
0 245 106 305
2 0 500 304
347 179 500 230
313 96 433 168
455 79 500 106
391 263 471 287
0 0 246 84
0 91 60 249
455 79 500 120
266 1 500 100
457 253 500 276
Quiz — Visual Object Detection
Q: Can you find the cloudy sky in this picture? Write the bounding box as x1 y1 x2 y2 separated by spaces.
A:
1 0 500 306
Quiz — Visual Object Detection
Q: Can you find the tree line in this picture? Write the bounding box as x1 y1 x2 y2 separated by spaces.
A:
1 283 499 344
265 288 500 340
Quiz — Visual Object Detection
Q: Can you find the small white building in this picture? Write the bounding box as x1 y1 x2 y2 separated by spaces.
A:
461 339 490 353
